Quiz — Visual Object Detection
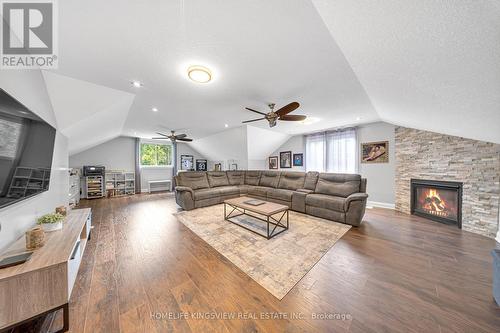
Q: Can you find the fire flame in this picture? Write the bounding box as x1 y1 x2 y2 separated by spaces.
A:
422 189 449 217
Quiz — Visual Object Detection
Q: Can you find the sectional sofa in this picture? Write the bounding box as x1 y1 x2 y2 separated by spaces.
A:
174 170 368 226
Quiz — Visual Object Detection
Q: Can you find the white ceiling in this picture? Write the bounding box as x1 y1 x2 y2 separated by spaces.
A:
38 0 500 156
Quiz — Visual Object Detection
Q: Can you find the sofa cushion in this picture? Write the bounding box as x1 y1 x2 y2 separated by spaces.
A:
278 172 305 190
268 188 293 201
177 171 210 190
218 186 240 196
207 171 230 187
306 194 346 212
227 171 245 185
194 188 221 200
304 171 319 190
259 171 280 188
315 173 361 197
247 186 269 198
245 171 261 185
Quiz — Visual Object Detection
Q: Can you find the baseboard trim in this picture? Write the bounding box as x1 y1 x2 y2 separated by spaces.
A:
141 188 150 193
367 201 395 210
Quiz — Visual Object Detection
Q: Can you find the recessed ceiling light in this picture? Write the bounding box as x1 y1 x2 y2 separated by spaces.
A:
224 124 229 128
187 65 212 83
300 117 320 125
131 80 143 88
152 107 158 112
356 116 362 121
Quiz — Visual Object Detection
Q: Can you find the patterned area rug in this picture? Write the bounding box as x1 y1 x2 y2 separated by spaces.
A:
174 204 351 299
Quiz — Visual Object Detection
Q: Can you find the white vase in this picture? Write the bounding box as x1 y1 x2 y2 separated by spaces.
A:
41 221 63 232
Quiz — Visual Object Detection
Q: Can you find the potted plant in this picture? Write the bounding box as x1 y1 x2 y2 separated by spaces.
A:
37 213 65 232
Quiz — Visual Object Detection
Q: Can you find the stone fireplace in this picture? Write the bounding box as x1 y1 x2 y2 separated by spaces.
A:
395 126 500 238
410 179 462 228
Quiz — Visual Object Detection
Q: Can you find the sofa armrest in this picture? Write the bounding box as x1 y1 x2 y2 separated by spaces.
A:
344 192 368 211
175 186 195 210
175 186 194 197
296 188 313 194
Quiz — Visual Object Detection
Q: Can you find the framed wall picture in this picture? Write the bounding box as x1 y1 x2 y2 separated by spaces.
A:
269 156 278 169
361 141 389 163
196 159 207 171
230 163 238 170
214 163 222 171
293 153 303 167
280 151 292 168
180 155 194 170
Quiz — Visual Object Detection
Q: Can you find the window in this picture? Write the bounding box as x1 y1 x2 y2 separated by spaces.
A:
305 128 357 173
140 143 172 167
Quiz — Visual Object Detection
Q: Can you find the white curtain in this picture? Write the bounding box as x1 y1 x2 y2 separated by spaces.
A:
306 128 357 173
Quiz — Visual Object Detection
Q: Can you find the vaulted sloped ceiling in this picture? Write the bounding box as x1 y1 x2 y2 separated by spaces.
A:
38 0 500 160
311 0 500 143
42 72 135 154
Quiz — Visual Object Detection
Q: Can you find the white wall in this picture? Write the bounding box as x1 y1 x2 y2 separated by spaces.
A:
357 122 395 207
267 135 305 171
0 70 69 252
69 136 135 171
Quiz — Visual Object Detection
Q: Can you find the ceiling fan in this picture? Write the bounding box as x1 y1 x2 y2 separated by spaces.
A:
152 130 193 142
242 102 306 128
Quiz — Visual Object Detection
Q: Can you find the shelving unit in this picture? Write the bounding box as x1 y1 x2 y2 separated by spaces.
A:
105 171 135 197
69 169 80 207
83 176 104 199
7 167 50 199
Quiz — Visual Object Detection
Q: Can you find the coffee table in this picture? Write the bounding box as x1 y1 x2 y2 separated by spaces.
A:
223 196 289 239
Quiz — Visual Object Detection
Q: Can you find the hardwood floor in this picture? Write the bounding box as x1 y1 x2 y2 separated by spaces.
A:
52 193 500 333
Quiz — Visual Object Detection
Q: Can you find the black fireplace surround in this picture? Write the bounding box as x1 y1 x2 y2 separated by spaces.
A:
410 179 463 228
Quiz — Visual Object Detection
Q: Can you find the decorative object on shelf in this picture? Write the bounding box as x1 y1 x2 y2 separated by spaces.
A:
196 159 207 171
55 206 67 216
25 226 45 250
269 156 278 169
214 163 222 171
37 213 64 232
180 155 194 171
361 141 389 163
280 151 292 168
293 153 303 167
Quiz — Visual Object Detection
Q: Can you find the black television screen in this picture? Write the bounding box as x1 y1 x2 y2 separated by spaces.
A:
0 88 56 209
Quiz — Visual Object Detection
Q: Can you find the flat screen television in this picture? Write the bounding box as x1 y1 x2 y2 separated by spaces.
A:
0 88 56 209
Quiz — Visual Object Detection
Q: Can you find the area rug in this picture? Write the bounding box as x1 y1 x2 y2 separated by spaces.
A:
174 204 351 299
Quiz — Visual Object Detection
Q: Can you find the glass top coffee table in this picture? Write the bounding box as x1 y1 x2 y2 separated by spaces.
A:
223 196 289 239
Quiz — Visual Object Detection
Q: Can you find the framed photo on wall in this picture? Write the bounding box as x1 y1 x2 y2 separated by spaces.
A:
280 151 292 168
361 141 389 163
214 163 222 171
196 159 207 171
293 153 303 167
180 155 194 170
269 156 278 169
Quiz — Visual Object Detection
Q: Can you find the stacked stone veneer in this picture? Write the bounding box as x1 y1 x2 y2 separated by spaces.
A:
395 127 500 238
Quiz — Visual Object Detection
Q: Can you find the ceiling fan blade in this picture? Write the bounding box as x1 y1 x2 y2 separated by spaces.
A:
175 133 187 139
275 102 300 116
177 138 193 142
242 118 266 123
245 107 267 116
156 132 169 137
279 114 307 121
152 137 169 139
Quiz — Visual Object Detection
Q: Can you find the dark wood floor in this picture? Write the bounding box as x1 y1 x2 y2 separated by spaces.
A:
51 193 500 333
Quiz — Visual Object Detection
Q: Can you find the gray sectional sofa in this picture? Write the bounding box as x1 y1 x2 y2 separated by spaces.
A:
174 170 368 226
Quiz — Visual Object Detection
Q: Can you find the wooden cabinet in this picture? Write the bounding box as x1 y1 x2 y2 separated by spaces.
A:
0 208 92 332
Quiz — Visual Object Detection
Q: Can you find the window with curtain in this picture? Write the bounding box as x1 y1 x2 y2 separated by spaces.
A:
305 128 357 173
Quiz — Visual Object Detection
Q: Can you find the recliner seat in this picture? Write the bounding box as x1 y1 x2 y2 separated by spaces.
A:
175 170 368 226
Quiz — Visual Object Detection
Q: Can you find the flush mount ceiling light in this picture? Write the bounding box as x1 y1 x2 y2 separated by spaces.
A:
152 107 158 112
187 65 212 83
131 80 143 88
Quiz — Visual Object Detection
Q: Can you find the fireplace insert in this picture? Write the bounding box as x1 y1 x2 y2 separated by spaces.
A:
410 179 462 228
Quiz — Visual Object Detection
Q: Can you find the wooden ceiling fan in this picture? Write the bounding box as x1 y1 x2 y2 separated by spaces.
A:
242 102 306 128
152 130 193 142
